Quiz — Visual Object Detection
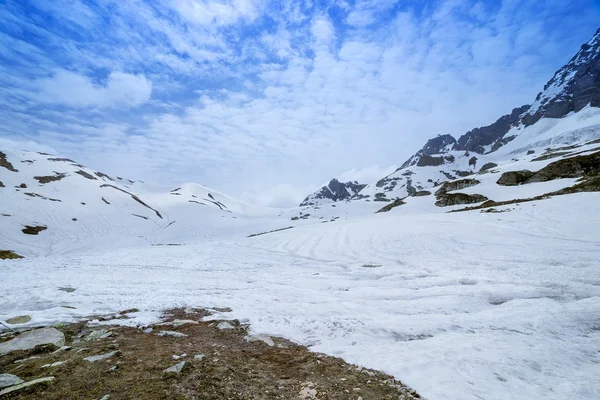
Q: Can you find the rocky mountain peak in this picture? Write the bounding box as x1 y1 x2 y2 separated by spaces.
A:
523 28 600 126
399 134 457 169
299 178 366 206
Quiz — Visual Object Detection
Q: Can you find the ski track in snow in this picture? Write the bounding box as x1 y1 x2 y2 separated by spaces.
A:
1 194 600 400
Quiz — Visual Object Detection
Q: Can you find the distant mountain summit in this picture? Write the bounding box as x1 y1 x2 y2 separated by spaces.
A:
300 28 600 208
300 178 366 206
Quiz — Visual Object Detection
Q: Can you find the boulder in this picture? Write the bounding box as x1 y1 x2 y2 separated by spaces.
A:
0 328 65 356
6 315 31 325
0 377 55 396
0 374 24 389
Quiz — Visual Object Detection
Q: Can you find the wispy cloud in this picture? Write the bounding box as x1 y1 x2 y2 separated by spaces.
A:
0 0 598 206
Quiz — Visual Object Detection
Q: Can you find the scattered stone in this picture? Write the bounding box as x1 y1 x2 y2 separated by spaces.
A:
163 361 186 374
58 287 76 293
142 327 153 334
217 321 234 330
298 382 318 400
52 346 72 354
107 366 118 372
193 354 205 361
0 374 24 389
84 350 120 363
361 264 382 268
157 331 188 338
14 356 41 364
0 377 55 396
98 396 110 400
6 315 31 325
0 327 65 355
41 361 67 368
85 329 113 341
244 334 275 347
159 319 199 327
183 308 197 314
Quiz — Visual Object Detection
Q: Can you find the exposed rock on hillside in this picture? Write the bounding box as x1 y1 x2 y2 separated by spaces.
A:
300 179 366 206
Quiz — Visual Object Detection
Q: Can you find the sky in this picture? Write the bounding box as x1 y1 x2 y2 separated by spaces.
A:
0 0 599 207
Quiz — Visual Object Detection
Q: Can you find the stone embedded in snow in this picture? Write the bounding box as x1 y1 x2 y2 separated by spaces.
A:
157 331 188 338
84 351 119 363
0 327 65 356
244 334 275 347
41 361 67 368
0 374 24 389
193 354 205 361
217 321 234 330
0 377 55 396
6 315 31 324
85 329 113 341
163 361 186 374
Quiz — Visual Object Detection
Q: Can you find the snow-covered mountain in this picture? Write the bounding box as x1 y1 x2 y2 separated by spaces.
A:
300 28 600 212
300 178 366 206
0 149 281 257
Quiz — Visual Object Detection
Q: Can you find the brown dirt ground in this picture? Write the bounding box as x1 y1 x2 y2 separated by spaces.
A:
0 308 422 400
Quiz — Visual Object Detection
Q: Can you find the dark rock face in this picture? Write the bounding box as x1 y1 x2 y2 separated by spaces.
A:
479 163 498 173
496 170 536 186
300 179 366 206
400 135 457 169
0 151 18 172
376 198 406 213
497 151 600 186
435 193 488 207
454 106 529 154
522 29 600 127
435 179 481 195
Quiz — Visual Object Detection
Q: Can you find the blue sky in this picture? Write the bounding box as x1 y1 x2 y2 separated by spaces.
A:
1 0 598 206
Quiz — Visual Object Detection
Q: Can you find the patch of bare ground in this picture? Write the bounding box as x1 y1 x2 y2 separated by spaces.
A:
47 157 75 163
23 193 62 202
21 225 47 235
0 151 18 172
247 226 293 238
450 176 600 213
74 170 97 180
0 308 421 400
95 171 113 181
34 173 67 184
0 250 23 260
100 184 163 219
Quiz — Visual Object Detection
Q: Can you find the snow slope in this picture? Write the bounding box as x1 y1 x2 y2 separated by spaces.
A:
1 194 599 400
0 149 282 256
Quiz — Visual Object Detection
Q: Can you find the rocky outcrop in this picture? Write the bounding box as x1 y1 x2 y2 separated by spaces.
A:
435 193 488 207
300 179 366 206
497 151 600 186
435 179 481 195
400 135 457 169
455 105 530 154
376 198 406 213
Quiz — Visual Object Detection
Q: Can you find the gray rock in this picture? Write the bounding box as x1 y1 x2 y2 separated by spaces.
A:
0 327 65 356
84 351 119 363
14 356 41 364
0 374 24 389
158 319 198 327
244 334 275 347
41 361 67 368
98 396 110 400
157 330 188 338
85 329 113 341
163 361 186 374
300 179 366 206
216 321 234 330
6 315 31 324
0 377 55 396
193 354 205 361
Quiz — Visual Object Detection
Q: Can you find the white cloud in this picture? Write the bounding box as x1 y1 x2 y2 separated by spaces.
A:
35 70 152 108
1 0 598 207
